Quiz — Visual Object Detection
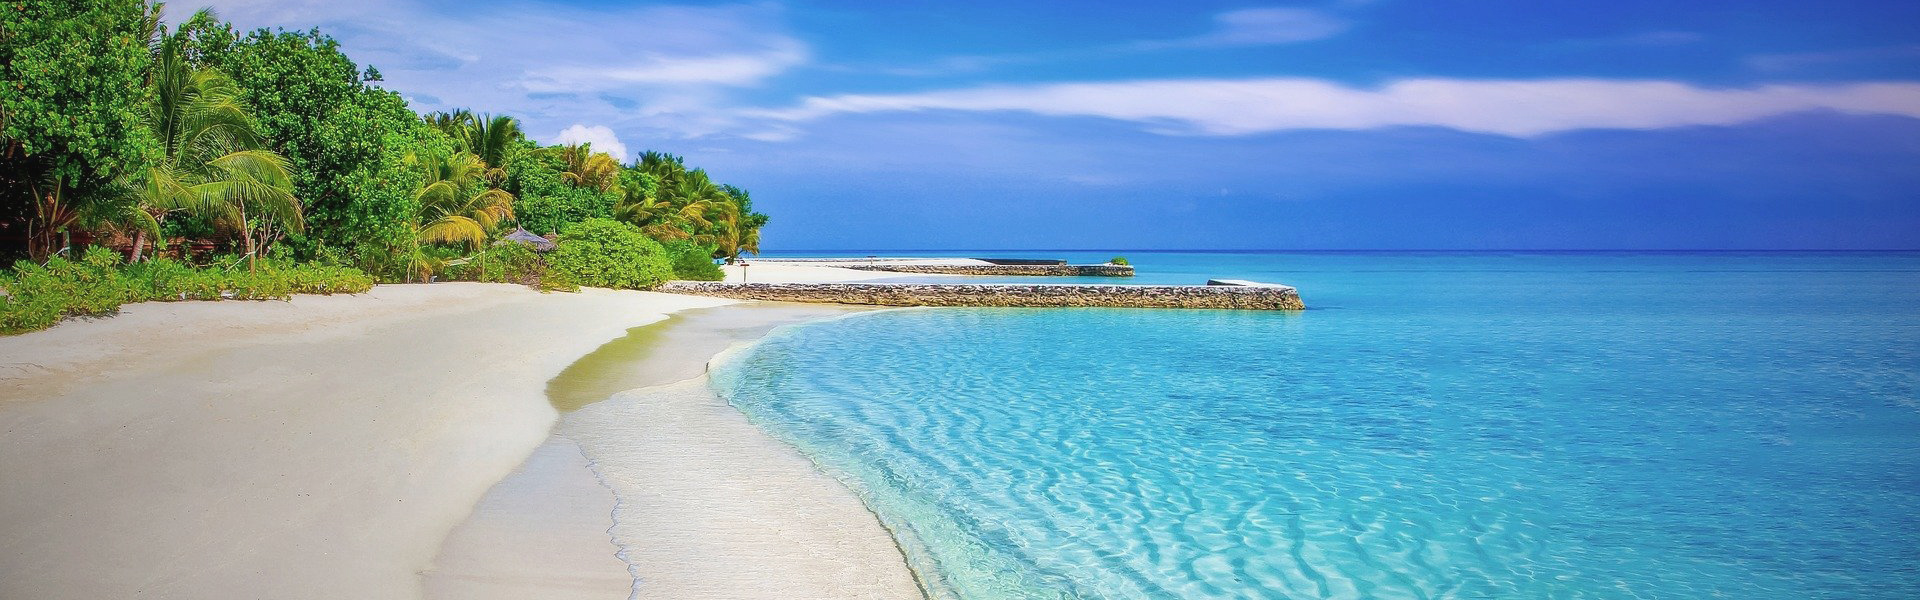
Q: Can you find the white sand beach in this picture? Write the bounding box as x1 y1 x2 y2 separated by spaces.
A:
0 274 921 599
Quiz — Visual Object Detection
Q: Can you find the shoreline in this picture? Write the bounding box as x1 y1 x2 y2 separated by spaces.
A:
1 269 931 599
424 302 922 600
0 283 734 598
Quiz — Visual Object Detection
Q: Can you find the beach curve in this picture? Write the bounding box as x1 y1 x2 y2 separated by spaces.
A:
0 283 731 599
423 301 924 600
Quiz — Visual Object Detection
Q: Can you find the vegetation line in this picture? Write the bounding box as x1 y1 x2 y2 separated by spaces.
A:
2 1 758 334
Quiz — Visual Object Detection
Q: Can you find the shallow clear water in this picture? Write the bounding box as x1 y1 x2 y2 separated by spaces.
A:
712 252 1920 599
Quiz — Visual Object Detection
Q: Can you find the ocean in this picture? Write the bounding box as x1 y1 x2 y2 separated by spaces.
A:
712 251 1920 599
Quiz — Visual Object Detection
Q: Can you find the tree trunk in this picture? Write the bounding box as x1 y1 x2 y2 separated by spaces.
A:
239 202 255 273
131 230 147 262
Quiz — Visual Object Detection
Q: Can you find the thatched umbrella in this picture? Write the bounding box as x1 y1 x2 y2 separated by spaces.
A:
498 227 557 252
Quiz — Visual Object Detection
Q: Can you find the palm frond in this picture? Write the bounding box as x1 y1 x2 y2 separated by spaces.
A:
418 216 488 251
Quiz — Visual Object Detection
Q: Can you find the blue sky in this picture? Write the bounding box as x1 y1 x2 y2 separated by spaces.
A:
197 0 1920 249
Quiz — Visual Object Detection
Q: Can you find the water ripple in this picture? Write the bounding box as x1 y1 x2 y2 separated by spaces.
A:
713 257 1920 599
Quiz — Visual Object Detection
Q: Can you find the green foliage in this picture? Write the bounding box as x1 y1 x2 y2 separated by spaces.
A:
548 219 671 290
507 143 618 235
139 24 305 268
178 19 435 275
0 0 156 184
616 152 767 260
411 150 515 252
2 5 770 278
1109 256 1130 265
663 241 724 281
442 242 546 286
424 110 523 175
0 0 159 259
0 248 374 335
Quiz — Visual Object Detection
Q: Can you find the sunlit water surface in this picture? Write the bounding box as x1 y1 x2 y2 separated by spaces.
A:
712 252 1920 599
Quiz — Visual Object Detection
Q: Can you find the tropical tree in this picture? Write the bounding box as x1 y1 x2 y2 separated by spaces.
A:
425 110 521 181
132 18 303 271
424 109 475 140
612 150 766 259
711 209 761 260
556 143 620 193
715 184 767 259
410 150 513 252
174 13 425 273
0 0 158 260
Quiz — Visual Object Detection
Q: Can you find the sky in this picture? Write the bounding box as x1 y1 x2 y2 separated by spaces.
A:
191 0 1920 250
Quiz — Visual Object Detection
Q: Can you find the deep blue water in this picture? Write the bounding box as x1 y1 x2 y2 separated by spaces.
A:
712 252 1920 599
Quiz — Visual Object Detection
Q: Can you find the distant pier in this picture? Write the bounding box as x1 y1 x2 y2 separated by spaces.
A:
751 257 1135 277
840 263 1135 276
658 282 1304 310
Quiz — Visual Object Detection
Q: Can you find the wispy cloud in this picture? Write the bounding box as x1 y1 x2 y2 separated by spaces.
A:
187 0 808 142
1747 44 1920 72
754 78 1920 137
841 5 1349 77
523 40 809 91
1545 30 1705 51
1132 7 1349 49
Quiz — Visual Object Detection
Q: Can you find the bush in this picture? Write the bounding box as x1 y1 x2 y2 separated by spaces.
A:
0 249 374 335
663 241 724 281
442 242 554 287
1109 256 1130 266
547 219 672 290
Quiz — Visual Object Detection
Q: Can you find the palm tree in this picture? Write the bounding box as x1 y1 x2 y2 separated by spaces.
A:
556 143 620 193
391 150 514 281
423 110 521 182
131 18 302 271
634 151 687 192
714 215 761 260
467 114 521 181
613 166 727 242
425 109 476 139
410 151 514 252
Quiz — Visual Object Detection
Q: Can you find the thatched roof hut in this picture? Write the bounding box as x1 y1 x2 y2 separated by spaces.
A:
498 227 557 252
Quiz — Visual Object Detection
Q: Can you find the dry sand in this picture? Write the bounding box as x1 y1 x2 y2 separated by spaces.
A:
0 275 923 600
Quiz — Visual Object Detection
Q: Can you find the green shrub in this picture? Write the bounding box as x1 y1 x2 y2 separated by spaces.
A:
548 219 672 290
0 251 374 335
122 257 204 300
663 241 724 281
443 242 550 286
1109 256 1130 266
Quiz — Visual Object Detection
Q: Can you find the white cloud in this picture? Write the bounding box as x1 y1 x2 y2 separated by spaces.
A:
525 41 809 91
840 6 1348 77
1139 7 1348 49
553 124 629 161
1747 45 1920 72
1546 31 1705 51
755 78 1920 137
184 0 808 141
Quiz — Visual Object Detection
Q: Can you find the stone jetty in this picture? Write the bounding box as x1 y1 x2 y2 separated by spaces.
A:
658 282 1304 310
840 263 1134 277
751 257 1134 277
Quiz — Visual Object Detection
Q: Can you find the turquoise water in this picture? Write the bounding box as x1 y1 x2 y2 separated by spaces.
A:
711 252 1920 599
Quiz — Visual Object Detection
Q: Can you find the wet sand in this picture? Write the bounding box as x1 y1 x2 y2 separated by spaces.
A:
423 303 924 600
